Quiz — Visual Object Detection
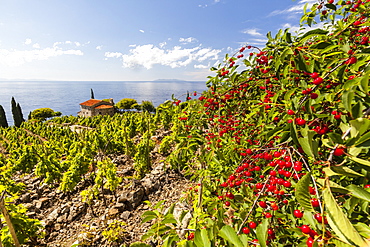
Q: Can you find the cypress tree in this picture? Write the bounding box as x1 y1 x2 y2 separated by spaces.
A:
16 103 25 122
0 105 8 128
11 97 23 127
91 88 95 99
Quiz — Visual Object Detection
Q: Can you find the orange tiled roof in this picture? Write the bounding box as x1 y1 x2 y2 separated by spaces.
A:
95 105 113 109
80 99 103 106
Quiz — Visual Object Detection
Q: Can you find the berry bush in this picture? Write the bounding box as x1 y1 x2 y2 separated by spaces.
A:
143 0 370 246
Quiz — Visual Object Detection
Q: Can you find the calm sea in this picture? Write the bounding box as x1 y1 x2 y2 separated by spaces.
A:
0 80 208 125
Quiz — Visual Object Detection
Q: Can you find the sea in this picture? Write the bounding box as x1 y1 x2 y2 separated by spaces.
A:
0 80 208 125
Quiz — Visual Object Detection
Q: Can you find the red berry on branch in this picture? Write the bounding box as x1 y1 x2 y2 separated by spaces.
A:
310 72 319 79
333 147 345 156
301 225 311 234
313 77 324 85
311 198 320 207
287 109 295 115
310 93 318 99
293 209 304 218
249 221 257 229
242 227 250 234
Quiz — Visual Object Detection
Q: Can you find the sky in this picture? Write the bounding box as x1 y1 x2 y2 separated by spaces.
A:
0 0 318 81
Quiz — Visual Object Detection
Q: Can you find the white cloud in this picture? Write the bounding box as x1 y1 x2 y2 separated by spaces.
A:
32 43 40 49
104 52 123 58
0 46 83 66
24 39 32 45
269 0 316 16
139 30 145 33
194 64 210 69
159 42 166 48
105 44 221 69
96 45 103 50
242 28 263 36
179 37 198 44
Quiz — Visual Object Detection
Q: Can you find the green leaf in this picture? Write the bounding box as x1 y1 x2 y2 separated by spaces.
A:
323 166 364 177
219 225 244 247
290 123 300 146
142 215 157 223
350 156 370 168
330 238 356 247
325 3 337 10
295 172 314 212
360 48 370 54
194 229 211 247
317 178 350 194
350 118 370 137
354 222 370 239
311 41 332 49
347 184 370 202
323 184 366 246
359 72 369 93
352 102 364 119
256 218 269 247
355 131 370 147
342 90 355 114
299 28 329 42
298 130 318 158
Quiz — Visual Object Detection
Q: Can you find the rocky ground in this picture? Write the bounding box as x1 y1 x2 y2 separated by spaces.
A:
12 133 194 246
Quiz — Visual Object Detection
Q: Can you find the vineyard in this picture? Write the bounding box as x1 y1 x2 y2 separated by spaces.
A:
1 0 370 246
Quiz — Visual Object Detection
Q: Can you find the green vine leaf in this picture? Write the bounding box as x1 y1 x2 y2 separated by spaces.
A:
295 172 314 212
323 183 366 247
219 225 244 247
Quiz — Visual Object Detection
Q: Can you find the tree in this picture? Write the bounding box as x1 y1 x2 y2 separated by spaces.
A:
11 97 24 127
91 88 95 99
116 98 138 110
140 101 156 112
17 103 24 122
0 105 8 128
30 108 62 121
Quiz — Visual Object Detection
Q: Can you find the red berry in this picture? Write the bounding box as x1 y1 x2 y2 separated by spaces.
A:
311 198 320 207
296 118 306 126
273 151 282 158
293 209 304 218
310 93 318 99
306 237 314 247
265 212 272 218
242 227 250 234
270 170 277 176
249 221 257 229
283 180 292 188
333 147 345 156
310 72 319 79
313 77 324 85
301 225 311 234
287 109 295 115
224 201 231 206
259 201 268 208
187 232 195 240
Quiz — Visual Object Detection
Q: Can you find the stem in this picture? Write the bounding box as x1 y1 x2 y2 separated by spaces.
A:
237 175 271 234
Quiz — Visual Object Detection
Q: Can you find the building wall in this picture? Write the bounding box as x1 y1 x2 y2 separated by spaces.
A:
78 101 114 117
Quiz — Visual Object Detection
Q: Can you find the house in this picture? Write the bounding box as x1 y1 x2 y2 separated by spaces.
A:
78 99 115 117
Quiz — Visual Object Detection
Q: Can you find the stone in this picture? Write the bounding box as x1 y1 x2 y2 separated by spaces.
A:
20 193 31 203
120 211 131 220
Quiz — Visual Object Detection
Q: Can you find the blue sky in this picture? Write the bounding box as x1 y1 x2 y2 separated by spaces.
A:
0 0 317 81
